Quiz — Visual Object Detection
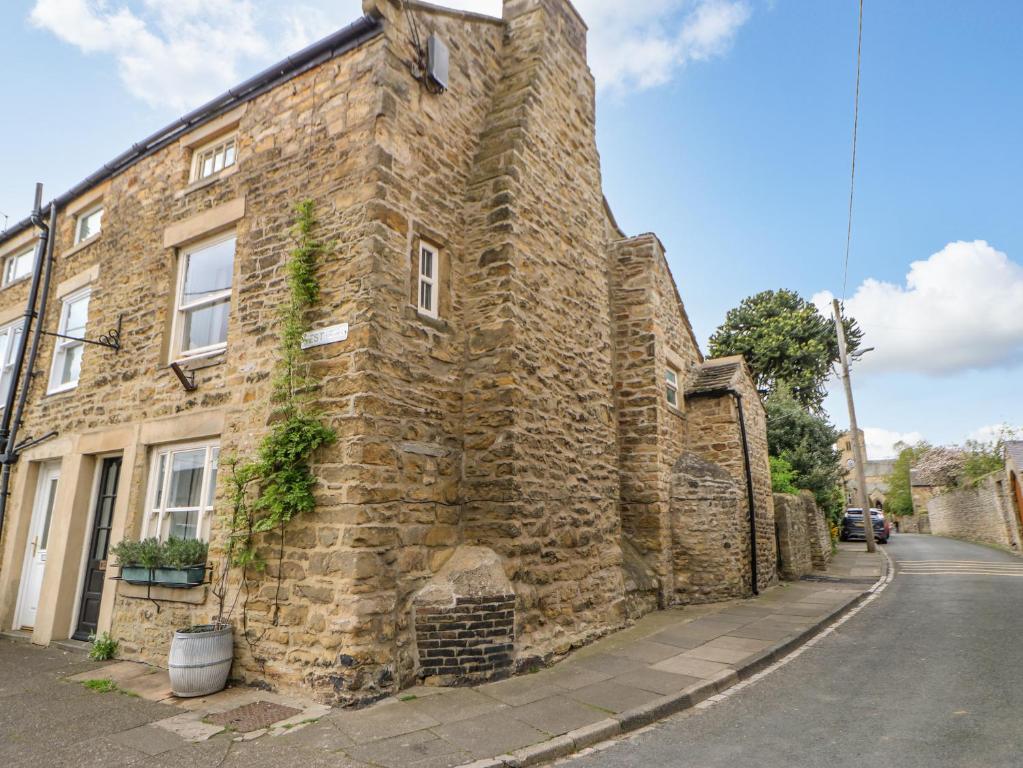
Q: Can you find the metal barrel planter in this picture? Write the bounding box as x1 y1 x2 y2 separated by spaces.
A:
168 624 233 697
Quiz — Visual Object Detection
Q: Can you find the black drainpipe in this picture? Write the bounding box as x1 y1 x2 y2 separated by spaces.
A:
687 387 760 596
0 186 57 541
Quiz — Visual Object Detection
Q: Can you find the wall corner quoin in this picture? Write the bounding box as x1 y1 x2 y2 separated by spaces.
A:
502 0 588 56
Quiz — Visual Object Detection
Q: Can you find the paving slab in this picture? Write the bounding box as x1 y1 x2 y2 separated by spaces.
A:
430 711 548 758
329 700 442 743
477 675 563 706
567 680 662 714
683 643 756 665
606 639 683 663
348 728 467 768
397 688 508 726
610 667 702 695
651 653 734 679
508 694 608 735
108 722 188 755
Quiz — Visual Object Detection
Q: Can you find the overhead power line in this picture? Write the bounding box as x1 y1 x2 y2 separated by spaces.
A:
842 0 865 301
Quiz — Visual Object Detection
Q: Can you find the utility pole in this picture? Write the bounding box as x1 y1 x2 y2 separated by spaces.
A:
833 298 876 553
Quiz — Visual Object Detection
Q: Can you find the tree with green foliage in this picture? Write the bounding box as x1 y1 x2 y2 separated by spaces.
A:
763 389 845 521
709 289 863 412
958 429 1017 486
769 456 799 494
885 442 932 517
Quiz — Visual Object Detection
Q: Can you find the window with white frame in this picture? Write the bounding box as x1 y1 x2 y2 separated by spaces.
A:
417 242 439 318
143 442 220 541
48 287 90 393
74 206 103 245
191 135 237 182
2 247 33 286
665 367 679 408
173 233 235 359
0 322 22 405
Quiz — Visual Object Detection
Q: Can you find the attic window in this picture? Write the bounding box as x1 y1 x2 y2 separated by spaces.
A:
191 134 237 182
75 206 104 245
2 248 33 286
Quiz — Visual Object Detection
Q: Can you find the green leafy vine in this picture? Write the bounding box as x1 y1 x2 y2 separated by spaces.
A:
214 201 336 629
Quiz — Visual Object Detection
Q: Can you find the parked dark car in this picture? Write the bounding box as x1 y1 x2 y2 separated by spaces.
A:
840 507 889 544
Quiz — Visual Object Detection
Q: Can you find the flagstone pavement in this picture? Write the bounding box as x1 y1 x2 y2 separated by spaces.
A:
0 543 884 768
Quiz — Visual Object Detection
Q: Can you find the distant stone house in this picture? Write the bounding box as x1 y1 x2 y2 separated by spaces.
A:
837 429 893 510
0 0 775 704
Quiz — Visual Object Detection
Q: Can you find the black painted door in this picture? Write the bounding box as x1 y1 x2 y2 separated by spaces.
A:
73 457 121 641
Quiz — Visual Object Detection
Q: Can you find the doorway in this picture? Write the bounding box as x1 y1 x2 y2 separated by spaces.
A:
14 462 61 630
73 456 122 641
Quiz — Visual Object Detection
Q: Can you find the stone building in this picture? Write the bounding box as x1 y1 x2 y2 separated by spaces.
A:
838 429 894 510
0 0 775 704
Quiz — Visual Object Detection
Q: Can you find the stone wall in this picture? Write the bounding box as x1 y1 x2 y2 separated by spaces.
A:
685 366 777 593
611 234 703 613
774 493 812 580
669 453 745 602
799 491 832 569
926 473 1021 551
459 0 626 664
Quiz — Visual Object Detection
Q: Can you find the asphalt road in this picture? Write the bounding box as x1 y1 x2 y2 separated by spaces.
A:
566 534 1023 768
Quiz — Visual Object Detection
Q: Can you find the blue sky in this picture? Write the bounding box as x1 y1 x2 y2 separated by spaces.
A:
1 0 1020 457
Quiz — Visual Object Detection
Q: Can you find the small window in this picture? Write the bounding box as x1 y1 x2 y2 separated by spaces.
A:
75 206 103 245
48 287 91 393
191 135 237 182
665 367 679 408
418 242 439 318
2 248 33 286
143 442 219 541
0 322 23 404
173 234 235 359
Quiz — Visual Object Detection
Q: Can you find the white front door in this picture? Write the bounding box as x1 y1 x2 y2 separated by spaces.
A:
15 462 60 630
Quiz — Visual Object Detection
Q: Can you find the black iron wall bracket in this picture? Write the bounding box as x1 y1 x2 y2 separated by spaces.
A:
42 313 122 352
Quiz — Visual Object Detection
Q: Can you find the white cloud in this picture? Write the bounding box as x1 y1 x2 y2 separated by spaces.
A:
862 427 924 460
967 423 1020 445
29 0 751 111
814 240 1023 376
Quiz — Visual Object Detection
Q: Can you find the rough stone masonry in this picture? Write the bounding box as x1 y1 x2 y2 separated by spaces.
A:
0 0 777 705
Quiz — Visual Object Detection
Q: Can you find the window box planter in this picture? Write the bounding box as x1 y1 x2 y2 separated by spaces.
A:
120 566 152 584
119 565 206 587
153 565 206 586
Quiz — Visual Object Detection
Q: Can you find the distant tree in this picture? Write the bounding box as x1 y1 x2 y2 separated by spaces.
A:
885 442 932 517
764 390 844 520
958 428 1017 486
709 289 863 412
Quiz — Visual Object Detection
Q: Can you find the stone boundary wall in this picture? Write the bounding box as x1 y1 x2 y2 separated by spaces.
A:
774 494 812 579
799 491 832 569
926 473 1022 551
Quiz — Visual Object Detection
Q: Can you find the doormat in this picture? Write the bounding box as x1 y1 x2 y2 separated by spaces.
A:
205 700 303 732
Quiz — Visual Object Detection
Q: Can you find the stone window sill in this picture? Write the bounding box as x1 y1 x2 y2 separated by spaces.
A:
175 164 239 199
0 275 30 293
411 305 450 333
173 349 226 372
63 234 101 259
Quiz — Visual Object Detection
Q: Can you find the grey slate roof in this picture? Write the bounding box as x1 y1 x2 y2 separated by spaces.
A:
686 358 743 396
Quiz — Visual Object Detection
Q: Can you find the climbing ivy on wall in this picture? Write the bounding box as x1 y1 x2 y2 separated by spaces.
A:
215 201 336 626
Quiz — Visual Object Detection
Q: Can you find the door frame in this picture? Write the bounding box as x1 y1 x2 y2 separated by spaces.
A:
13 460 62 630
69 453 122 640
